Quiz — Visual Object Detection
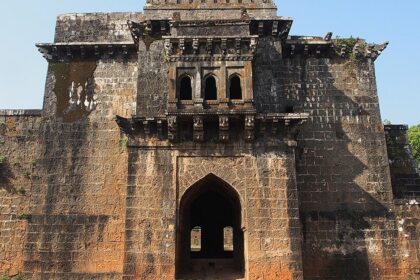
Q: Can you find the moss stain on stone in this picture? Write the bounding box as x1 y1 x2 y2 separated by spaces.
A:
50 61 97 123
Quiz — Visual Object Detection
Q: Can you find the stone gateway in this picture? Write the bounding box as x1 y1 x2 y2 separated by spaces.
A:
0 0 419 279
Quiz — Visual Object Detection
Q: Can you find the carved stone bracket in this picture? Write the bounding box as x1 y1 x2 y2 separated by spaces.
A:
163 36 259 61
219 116 229 142
143 121 151 136
127 20 145 45
157 120 163 137
127 20 170 46
332 38 389 61
206 38 213 55
250 19 292 40
168 116 177 141
258 22 264 36
193 116 204 142
179 38 186 55
193 38 199 55
115 114 310 144
164 38 173 56
278 21 292 40
245 115 255 142
271 119 279 134
36 43 136 62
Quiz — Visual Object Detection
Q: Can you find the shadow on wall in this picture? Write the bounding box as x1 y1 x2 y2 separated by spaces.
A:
253 37 400 279
0 161 15 193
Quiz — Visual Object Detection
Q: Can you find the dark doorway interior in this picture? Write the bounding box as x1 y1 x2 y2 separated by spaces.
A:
180 76 192 100
229 75 242 99
190 191 234 259
204 76 217 100
176 174 244 279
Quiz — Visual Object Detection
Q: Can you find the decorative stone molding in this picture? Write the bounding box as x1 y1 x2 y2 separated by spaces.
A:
249 19 292 40
116 113 309 143
163 36 259 61
36 42 136 61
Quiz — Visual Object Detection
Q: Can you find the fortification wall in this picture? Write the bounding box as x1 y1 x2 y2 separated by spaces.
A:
16 56 138 279
272 55 416 279
0 110 42 277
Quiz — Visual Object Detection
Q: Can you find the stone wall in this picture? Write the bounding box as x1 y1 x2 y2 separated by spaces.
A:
54 13 143 43
254 45 415 279
17 56 138 279
136 40 168 118
385 125 420 198
122 145 303 279
0 110 42 277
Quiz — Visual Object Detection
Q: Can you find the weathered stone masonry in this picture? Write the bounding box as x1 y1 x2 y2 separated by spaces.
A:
0 1 419 279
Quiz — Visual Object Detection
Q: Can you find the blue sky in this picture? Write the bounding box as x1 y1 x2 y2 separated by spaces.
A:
0 0 419 125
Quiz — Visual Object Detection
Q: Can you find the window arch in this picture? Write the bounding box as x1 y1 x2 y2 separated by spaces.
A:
229 75 242 100
179 75 192 100
204 75 217 100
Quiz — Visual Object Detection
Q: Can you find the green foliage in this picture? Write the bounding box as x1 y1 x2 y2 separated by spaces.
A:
383 119 392 125
22 171 31 180
17 213 31 221
16 187 26 195
0 273 24 280
119 135 129 151
408 124 420 168
0 155 6 164
13 274 23 280
0 139 5 145
334 36 359 50
406 275 415 280
333 36 367 64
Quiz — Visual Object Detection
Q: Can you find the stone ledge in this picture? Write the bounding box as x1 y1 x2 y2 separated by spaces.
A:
384 124 409 131
0 109 42 116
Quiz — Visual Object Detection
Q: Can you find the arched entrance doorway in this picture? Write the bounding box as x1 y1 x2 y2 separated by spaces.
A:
176 174 245 279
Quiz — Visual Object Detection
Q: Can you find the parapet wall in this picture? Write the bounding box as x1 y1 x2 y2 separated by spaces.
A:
54 13 143 43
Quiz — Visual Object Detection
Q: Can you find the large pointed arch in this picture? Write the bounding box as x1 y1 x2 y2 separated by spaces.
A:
176 173 245 278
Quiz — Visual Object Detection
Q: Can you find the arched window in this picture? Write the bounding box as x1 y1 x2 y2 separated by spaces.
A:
204 75 217 100
190 226 202 252
229 75 242 99
179 76 193 100
223 226 234 251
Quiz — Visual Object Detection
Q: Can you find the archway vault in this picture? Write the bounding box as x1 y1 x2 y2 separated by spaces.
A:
180 174 244 215
176 173 245 278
